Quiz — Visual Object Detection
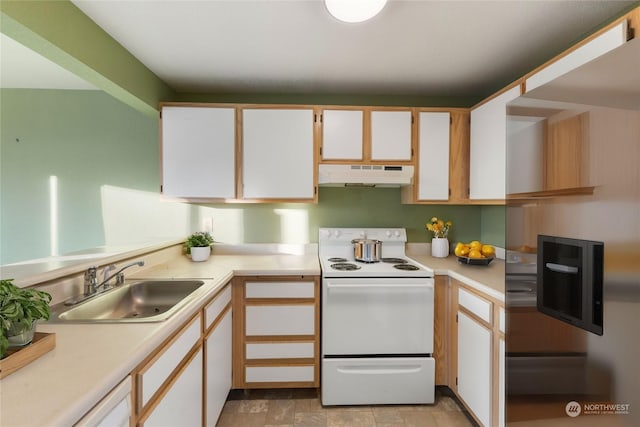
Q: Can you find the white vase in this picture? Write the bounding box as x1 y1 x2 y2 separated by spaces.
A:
431 238 449 258
190 246 211 262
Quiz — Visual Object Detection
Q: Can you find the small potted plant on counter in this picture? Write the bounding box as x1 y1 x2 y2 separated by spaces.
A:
1 279 52 359
185 231 214 262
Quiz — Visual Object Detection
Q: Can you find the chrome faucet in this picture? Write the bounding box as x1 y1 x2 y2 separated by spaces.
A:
84 260 145 296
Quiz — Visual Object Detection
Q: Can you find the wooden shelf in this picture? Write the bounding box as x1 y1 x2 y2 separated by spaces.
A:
0 332 56 379
507 186 595 202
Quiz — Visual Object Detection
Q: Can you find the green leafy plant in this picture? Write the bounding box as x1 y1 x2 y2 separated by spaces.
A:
1 279 52 359
185 232 214 254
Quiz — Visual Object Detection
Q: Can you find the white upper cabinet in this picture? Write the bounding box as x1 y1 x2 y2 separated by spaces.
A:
242 108 315 199
322 109 364 160
526 22 627 92
469 86 521 200
161 106 236 199
370 110 413 161
416 112 450 201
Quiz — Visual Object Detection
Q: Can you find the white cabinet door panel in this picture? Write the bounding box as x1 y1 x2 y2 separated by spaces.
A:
470 86 520 200
458 288 492 324
417 112 450 200
458 312 492 427
204 285 231 330
246 342 315 359
162 106 235 198
139 315 200 408
371 111 412 161
143 349 203 427
245 366 315 383
205 310 232 426
322 110 363 160
245 305 315 336
242 109 314 199
245 281 315 298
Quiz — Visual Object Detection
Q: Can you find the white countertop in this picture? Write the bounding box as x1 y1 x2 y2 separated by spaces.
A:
1 244 503 427
408 250 505 303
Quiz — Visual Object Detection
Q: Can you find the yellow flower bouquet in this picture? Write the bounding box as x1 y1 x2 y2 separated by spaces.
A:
425 217 452 239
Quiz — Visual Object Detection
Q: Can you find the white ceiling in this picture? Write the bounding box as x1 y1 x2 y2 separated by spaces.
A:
68 0 635 98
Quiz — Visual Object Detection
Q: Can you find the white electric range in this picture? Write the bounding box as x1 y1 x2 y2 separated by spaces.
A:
319 228 435 406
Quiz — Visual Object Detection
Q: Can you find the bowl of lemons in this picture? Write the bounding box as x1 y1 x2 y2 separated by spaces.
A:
454 241 495 265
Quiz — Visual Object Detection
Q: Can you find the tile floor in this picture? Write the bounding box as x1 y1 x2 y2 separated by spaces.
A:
216 387 475 427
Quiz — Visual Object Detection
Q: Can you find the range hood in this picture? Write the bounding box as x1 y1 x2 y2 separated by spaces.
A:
318 164 414 187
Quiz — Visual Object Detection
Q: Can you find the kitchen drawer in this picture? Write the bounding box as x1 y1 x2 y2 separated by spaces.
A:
245 305 315 336
245 281 315 298
458 288 492 324
245 366 315 383
204 284 231 330
138 314 201 409
322 357 435 405
246 342 315 359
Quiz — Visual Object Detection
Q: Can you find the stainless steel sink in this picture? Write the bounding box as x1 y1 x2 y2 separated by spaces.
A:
49 279 206 323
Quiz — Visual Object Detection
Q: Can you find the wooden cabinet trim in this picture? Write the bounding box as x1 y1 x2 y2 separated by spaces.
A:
246 334 316 343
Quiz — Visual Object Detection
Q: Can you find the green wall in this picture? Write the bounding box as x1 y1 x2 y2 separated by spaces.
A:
0 89 159 264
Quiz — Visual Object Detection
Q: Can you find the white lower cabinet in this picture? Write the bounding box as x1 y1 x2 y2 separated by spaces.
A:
142 348 203 427
205 309 232 426
75 376 131 427
457 311 493 427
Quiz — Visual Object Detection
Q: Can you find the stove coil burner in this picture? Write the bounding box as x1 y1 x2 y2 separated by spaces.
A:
328 257 348 262
393 264 420 271
381 258 407 264
331 262 361 271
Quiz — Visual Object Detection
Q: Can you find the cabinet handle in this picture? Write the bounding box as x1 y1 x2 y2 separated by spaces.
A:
545 263 578 274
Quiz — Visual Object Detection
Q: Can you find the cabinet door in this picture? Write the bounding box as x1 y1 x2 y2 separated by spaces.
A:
457 311 492 427
417 112 450 200
370 110 413 161
142 348 203 427
205 310 232 427
470 86 520 200
161 106 235 198
322 109 363 160
242 109 315 199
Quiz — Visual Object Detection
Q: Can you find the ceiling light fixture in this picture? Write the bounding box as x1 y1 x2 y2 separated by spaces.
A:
325 0 388 23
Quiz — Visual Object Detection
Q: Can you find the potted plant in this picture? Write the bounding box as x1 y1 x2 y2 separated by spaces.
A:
1 279 52 359
185 231 214 262
426 216 453 258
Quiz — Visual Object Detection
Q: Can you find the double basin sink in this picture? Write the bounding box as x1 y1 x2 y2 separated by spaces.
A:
48 279 207 323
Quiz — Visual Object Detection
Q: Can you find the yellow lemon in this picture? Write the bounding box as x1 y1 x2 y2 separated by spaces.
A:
468 249 484 259
455 244 470 257
481 244 495 257
469 240 483 251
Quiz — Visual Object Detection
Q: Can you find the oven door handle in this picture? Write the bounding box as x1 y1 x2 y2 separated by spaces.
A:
337 365 423 375
327 283 428 290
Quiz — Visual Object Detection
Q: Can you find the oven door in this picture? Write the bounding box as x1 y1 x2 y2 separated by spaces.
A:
322 277 434 355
